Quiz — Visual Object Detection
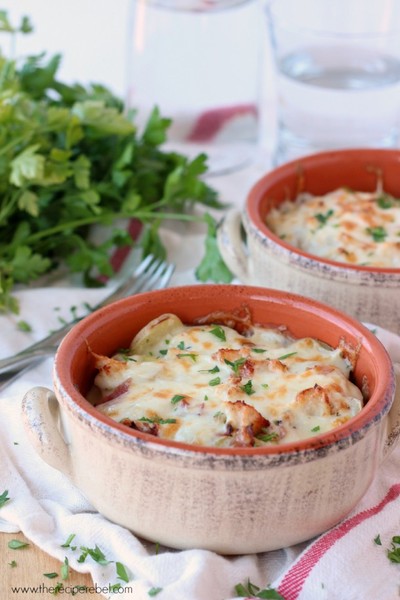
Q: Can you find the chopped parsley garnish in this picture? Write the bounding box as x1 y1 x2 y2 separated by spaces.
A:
61 533 76 549
8 539 29 550
366 225 387 242
234 578 285 599
116 561 130 583
177 352 197 362
214 411 226 422
148 588 163 597
53 582 64 595
315 209 334 226
256 431 279 443
171 394 186 404
77 544 111 565
224 357 247 374
209 376 221 386
252 348 267 354
374 534 382 546
17 320 32 332
177 341 186 350
277 351 297 360
240 380 255 396
261 383 269 389
9 560 17 568
377 194 393 209
121 356 137 363
0 489 10 508
199 365 220 374
61 557 69 580
209 326 226 341
139 416 177 425
387 536 400 563
44 572 58 579
159 349 168 356
311 425 321 433
117 348 137 362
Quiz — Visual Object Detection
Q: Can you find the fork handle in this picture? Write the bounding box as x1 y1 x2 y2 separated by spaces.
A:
0 346 57 376
0 257 152 377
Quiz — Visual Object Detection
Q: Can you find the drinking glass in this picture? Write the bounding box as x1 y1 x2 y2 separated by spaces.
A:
266 0 400 165
126 0 263 175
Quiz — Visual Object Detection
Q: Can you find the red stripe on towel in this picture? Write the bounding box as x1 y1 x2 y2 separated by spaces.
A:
110 218 143 273
278 483 400 599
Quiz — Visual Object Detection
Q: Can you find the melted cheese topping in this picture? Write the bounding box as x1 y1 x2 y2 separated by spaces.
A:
265 188 400 267
91 313 363 448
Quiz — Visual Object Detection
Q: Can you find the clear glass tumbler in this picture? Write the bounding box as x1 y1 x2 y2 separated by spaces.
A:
126 0 263 175
266 0 400 165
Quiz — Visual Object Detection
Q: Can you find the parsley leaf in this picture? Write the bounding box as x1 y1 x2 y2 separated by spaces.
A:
277 352 297 360
256 431 279 443
387 536 400 563
8 539 29 550
176 352 197 362
377 194 393 209
139 416 177 425
234 579 285 599
77 544 110 565
224 357 247 374
314 209 334 226
0 24 229 314
171 394 186 404
116 561 130 583
209 326 226 341
199 365 220 374
366 226 387 242
240 380 255 396
61 557 69 580
61 533 76 549
0 490 10 508
17 319 32 332
195 213 233 283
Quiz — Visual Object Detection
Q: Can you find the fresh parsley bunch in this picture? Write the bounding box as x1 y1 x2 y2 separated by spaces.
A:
0 12 232 313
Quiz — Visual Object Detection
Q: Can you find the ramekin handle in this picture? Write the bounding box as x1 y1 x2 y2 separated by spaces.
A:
217 210 250 283
383 364 400 459
22 386 72 477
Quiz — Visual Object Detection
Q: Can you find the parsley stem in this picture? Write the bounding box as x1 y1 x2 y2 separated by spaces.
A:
0 134 30 157
11 210 205 247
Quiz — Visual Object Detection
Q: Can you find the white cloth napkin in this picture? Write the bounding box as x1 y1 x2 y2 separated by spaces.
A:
1 281 400 600
1 160 400 599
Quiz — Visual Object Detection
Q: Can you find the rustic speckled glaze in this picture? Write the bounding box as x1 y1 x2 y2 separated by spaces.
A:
217 149 400 333
22 285 399 554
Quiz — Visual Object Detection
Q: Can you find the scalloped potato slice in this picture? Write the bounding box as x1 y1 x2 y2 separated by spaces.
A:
130 313 185 355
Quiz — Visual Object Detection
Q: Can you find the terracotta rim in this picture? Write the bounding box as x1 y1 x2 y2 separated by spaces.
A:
53 285 395 458
246 148 400 276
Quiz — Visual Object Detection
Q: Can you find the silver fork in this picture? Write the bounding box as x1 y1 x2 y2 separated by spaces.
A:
0 255 175 389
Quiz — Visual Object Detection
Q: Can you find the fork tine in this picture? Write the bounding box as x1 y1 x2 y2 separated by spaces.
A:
95 254 161 308
153 261 175 290
126 258 175 294
118 256 164 295
0 254 175 386
131 253 155 276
